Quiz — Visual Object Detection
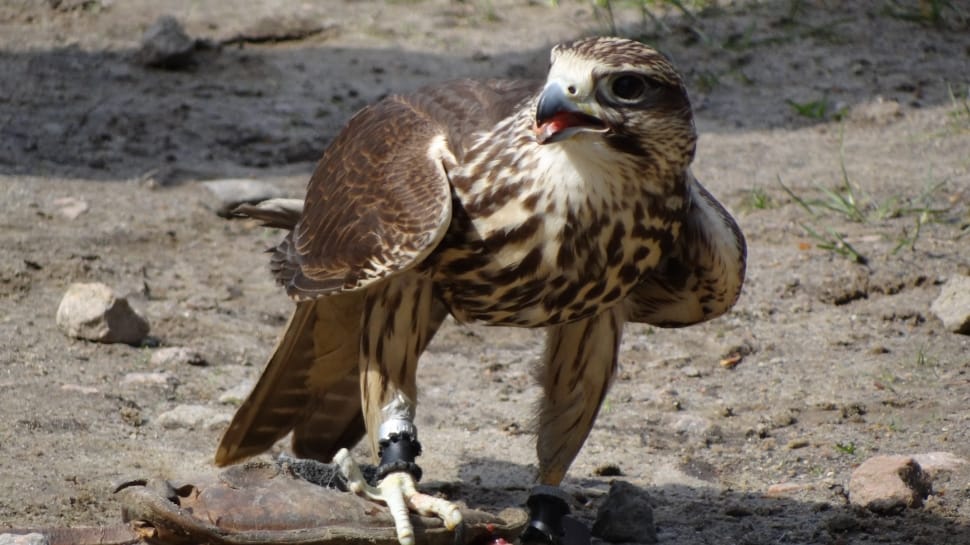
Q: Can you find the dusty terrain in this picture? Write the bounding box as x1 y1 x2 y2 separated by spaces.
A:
1 1 969 543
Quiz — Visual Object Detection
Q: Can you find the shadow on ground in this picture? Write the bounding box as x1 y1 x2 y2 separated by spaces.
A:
1 1 967 182
442 457 970 545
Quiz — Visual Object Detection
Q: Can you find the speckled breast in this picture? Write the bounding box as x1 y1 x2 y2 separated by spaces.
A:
426 195 682 328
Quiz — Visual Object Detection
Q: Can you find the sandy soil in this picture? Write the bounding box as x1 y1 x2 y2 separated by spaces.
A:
1 1 969 543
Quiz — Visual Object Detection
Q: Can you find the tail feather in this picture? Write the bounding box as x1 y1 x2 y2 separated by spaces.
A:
215 292 364 466
292 370 366 462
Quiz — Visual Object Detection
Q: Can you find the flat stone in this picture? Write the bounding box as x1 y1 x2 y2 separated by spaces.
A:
56 282 150 345
60 383 99 395
136 15 196 69
150 346 206 367
592 480 657 543
52 197 88 220
765 481 813 497
156 404 230 431
849 455 931 514
201 179 285 217
0 533 49 545
930 276 970 334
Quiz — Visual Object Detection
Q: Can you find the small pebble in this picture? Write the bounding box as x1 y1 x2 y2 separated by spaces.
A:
218 380 255 405
682 365 702 378
56 282 150 345
150 346 206 367
765 481 812 497
52 197 88 220
136 15 196 69
122 372 178 387
929 276 970 334
60 384 99 395
593 463 623 477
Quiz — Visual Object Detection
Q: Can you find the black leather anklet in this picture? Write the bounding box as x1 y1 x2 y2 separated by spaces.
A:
376 431 423 481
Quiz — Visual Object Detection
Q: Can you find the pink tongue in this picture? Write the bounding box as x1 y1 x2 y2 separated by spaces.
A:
547 111 585 132
535 111 600 143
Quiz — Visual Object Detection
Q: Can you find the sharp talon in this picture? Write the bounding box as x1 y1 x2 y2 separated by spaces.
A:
332 448 462 545
444 507 463 530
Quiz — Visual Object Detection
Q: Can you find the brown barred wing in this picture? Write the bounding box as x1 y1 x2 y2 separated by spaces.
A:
284 94 455 298
275 79 538 300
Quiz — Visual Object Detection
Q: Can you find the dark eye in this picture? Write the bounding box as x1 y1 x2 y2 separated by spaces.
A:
610 74 650 101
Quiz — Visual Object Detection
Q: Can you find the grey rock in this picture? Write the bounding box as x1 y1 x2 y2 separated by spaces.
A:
592 480 657 543
849 455 931 514
681 365 702 378
156 404 230 430
151 346 206 367
930 276 970 334
667 413 714 438
136 15 196 69
0 533 49 545
201 179 285 217
56 282 150 345
218 380 255 405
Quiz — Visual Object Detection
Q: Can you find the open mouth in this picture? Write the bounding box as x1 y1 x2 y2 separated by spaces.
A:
534 111 608 145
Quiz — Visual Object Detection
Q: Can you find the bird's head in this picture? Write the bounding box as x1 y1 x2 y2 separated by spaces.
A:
534 37 697 176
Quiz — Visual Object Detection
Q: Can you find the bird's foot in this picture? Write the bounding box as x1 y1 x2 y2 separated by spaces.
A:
333 448 462 545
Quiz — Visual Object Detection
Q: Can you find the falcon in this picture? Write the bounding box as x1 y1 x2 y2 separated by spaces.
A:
216 36 746 545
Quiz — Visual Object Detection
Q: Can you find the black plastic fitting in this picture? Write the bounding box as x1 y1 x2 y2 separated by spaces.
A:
376 432 423 481
521 488 571 545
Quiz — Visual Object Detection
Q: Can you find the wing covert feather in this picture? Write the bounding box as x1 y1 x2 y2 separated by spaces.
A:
280 79 539 299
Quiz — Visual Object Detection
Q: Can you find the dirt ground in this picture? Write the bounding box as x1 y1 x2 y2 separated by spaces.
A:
1 1 969 543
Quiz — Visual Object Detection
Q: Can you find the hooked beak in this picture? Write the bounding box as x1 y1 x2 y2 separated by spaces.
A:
534 82 607 145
